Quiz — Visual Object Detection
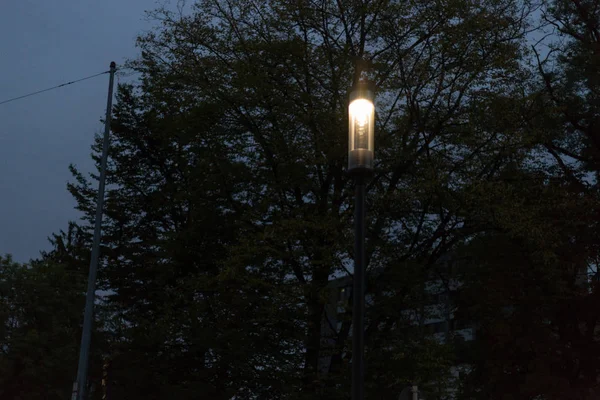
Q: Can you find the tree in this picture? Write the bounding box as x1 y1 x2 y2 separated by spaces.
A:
449 0 600 397
452 165 600 399
64 0 544 398
0 254 96 399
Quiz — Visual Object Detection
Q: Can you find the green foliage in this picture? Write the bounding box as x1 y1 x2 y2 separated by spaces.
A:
7 0 600 399
446 0 600 397
66 0 543 398
0 255 89 400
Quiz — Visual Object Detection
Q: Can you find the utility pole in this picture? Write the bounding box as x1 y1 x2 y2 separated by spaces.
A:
72 61 116 400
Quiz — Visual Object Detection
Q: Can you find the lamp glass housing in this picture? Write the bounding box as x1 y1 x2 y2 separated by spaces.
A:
348 83 374 172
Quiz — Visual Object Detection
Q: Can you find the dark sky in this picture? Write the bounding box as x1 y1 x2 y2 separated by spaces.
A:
0 0 165 262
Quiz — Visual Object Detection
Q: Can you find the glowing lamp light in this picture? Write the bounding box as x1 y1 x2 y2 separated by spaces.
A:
348 82 375 173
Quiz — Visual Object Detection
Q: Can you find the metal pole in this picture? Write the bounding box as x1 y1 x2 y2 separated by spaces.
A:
352 175 366 400
72 61 116 400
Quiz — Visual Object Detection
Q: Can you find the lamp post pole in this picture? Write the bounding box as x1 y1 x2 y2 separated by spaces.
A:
72 61 116 400
348 80 375 400
352 174 366 400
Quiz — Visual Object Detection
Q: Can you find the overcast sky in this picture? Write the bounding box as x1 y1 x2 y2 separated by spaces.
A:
0 0 169 262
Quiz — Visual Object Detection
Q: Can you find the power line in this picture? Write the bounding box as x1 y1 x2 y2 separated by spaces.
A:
0 70 112 106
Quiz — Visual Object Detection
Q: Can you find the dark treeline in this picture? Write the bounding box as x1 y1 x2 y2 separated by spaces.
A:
2 0 600 399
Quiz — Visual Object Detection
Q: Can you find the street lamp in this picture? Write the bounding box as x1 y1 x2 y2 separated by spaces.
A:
349 80 375 400
348 82 375 173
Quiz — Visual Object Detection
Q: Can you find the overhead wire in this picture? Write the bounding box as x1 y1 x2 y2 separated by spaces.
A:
0 70 112 106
